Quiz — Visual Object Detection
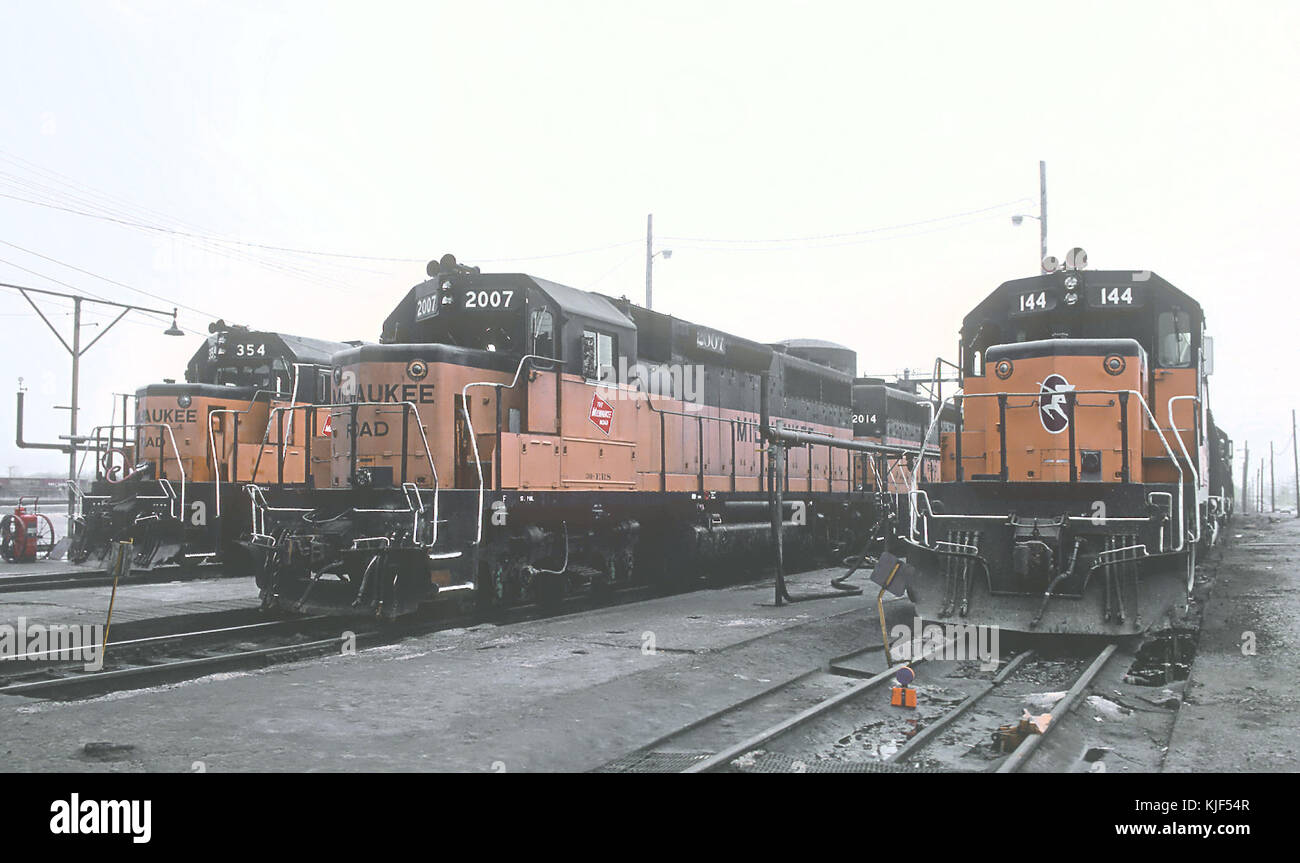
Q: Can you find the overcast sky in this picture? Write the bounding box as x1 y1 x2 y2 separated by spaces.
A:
1 1 1297 499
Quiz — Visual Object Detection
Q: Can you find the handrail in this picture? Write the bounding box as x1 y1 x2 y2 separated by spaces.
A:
907 388 1185 552
640 396 769 492
1167 394 1202 546
88 422 187 520
249 400 442 546
461 354 553 545
207 388 300 517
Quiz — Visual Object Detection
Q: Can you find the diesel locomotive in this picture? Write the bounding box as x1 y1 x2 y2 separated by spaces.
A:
238 256 934 618
900 261 1233 635
62 323 351 568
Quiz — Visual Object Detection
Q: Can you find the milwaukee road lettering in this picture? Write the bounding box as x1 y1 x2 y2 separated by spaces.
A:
135 407 198 450
343 383 436 405
339 419 391 438
137 408 199 425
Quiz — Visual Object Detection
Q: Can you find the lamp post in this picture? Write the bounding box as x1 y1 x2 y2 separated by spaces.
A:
2 282 185 515
644 213 672 310
1011 160 1048 268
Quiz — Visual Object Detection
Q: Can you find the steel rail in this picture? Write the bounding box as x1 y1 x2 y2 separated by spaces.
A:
995 642 1118 773
886 649 1037 763
682 634 960 773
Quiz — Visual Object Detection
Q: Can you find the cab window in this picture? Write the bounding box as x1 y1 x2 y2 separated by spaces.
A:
531 309 555 358
1156 309 1193 368
582 329 615 380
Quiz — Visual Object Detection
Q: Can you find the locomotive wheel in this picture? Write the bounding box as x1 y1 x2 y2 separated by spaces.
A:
483 557 527 608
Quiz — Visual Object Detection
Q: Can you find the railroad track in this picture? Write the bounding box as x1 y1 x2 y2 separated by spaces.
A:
0 563 232 594
0 616 375 699
0 577 675 701
596 639 1125 773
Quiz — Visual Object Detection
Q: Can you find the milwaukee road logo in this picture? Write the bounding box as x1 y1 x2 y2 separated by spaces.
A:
589 392 614 435
1038 373 1074 434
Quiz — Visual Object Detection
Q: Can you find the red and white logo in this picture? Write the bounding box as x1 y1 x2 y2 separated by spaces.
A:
588 392 614 435
321 413 333 437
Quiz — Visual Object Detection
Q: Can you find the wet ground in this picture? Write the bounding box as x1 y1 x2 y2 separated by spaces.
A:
1164 513 1300 772
0 568 890 772
1 514 1295 772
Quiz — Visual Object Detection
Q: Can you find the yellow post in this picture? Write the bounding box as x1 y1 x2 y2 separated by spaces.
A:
100 540 131 664
876 561 901 667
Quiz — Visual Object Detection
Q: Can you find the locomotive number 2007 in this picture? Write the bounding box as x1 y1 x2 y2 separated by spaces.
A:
464 289 514 309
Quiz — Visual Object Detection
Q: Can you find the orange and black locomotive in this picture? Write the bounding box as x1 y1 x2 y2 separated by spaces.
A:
66 322 350 568
900 260 1232 634
240 256 930 618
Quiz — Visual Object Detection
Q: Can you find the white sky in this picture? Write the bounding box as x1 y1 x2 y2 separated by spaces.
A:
1 1 1297 497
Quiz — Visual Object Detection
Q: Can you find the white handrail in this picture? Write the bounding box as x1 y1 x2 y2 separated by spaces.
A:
460 354 551 546
1167 394 1202 546
257 400 442 547
89 422 187 521
907 388 1186 552
207 389 295 517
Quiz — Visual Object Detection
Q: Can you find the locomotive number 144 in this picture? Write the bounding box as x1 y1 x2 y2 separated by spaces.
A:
1018 291 1047 311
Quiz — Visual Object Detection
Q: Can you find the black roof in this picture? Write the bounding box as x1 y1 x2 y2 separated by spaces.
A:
962 269 1202 343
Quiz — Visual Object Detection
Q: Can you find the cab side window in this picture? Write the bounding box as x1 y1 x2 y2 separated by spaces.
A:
582 329 615 381
1157 309 1193 368
531 309 555 358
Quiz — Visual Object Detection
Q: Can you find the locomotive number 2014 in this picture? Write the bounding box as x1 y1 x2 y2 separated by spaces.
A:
464 289 514 309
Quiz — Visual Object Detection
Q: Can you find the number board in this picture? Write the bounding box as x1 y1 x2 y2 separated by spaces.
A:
1010 289 1057 316
461 288 515 312
853 412 882 437
415 282 441 322
1085 283 1145 309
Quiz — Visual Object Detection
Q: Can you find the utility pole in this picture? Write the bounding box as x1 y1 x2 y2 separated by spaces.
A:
4 282 184 516
643 213 671 311
1270 441 1276 512
1293 410 1299 517
68 296 81 516
1259 460 1264 512
1039 159 1048 265
645 213 653 310
1242 441 1249 514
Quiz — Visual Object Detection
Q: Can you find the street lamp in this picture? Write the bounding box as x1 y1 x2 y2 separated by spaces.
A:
2 281 186 515
1011 160 1049 269
645 213 672 310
